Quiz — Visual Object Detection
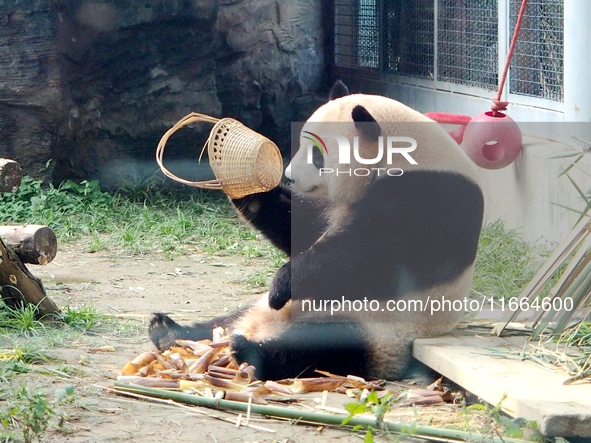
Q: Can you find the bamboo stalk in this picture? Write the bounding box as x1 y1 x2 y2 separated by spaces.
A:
552 268 591 335
113 382 535 443
97 385 275 433
493 218 591 336
526 234 591 329
532 257 591 338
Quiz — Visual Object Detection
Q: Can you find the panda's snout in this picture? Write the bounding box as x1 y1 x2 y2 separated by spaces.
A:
284 163 292 180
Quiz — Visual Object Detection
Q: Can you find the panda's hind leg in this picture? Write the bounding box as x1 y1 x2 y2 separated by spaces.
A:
231 322 371 380
148 308 248 351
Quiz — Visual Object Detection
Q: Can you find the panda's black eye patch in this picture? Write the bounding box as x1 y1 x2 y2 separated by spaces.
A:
312 147 324 169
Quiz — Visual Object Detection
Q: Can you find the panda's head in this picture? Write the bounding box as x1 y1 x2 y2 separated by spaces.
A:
285 82 384 203
285 81 477 204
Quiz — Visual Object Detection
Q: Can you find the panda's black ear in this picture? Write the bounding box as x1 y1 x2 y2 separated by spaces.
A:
329 80 350 100
352 105 381 141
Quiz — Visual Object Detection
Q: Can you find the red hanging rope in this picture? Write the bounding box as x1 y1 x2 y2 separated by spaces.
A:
491 0 529 116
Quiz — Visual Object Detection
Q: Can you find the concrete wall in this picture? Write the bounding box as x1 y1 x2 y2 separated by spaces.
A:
478 130 591 244
337 77 589 245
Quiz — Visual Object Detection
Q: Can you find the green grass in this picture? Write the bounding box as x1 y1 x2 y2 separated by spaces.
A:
0 300 126 442
0 177 279 259
473 220 553 301
58 305 104 333
243 268 276 289
0 319 69 442
0 303 47 337
0 383 58 443
0 345 57 382
0 299 134 344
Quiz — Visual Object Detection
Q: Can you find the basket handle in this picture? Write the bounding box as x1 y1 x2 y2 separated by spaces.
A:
155 112 223 189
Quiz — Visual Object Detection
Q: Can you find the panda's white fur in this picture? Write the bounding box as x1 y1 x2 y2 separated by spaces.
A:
287 93 479 203
149 85 484 381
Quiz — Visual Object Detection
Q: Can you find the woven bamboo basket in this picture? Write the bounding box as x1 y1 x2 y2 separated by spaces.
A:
156 113 283 199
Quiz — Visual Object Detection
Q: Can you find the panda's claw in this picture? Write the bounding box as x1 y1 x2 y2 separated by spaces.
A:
148 313 183 351
230 334 274 380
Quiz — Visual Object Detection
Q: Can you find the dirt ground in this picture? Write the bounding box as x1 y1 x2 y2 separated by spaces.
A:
18 250 454 443
5 248 480 443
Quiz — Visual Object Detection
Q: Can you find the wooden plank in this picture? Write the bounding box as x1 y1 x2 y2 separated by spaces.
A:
413 332 591 437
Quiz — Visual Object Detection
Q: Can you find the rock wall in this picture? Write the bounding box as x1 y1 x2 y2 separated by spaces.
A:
0 1 62 178
0 0 325 186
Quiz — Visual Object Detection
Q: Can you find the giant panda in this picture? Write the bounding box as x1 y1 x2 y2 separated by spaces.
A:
149 82 484 381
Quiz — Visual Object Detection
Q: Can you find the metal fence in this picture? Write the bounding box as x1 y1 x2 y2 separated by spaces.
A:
437 0 498 90
333 0 564 103
383 0 434 79
509 0 564 101
334 0 379 69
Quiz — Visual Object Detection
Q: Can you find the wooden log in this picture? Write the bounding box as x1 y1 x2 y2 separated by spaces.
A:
0 225 57 265
0 159 22 193
0 235 59 316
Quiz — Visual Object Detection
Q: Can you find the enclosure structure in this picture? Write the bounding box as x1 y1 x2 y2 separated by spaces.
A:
325 4 591 435
329 0 589 123
326 0 591 243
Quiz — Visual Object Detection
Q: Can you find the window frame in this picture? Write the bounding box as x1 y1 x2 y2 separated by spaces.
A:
331 0 565 113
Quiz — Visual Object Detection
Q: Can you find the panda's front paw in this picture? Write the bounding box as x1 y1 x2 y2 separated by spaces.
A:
231 334 259 367
230 334 269 380
269 261 291 310
148 313 182 351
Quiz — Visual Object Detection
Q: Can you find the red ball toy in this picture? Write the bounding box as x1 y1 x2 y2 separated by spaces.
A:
425 111 522 170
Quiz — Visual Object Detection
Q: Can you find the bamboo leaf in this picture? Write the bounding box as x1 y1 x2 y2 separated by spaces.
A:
550 202 586 216
558 154 585 177
571 136 591 147
547 151 584 159
366 390 379 404
565 173 591 223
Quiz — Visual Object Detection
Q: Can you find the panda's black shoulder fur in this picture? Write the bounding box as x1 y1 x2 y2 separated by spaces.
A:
273 170 483 307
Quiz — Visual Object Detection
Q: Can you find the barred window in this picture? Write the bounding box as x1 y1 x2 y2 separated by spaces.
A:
335 0 379 69
333 0 565 104
509 0 564 101
437 0 498 90
383 0 434 79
